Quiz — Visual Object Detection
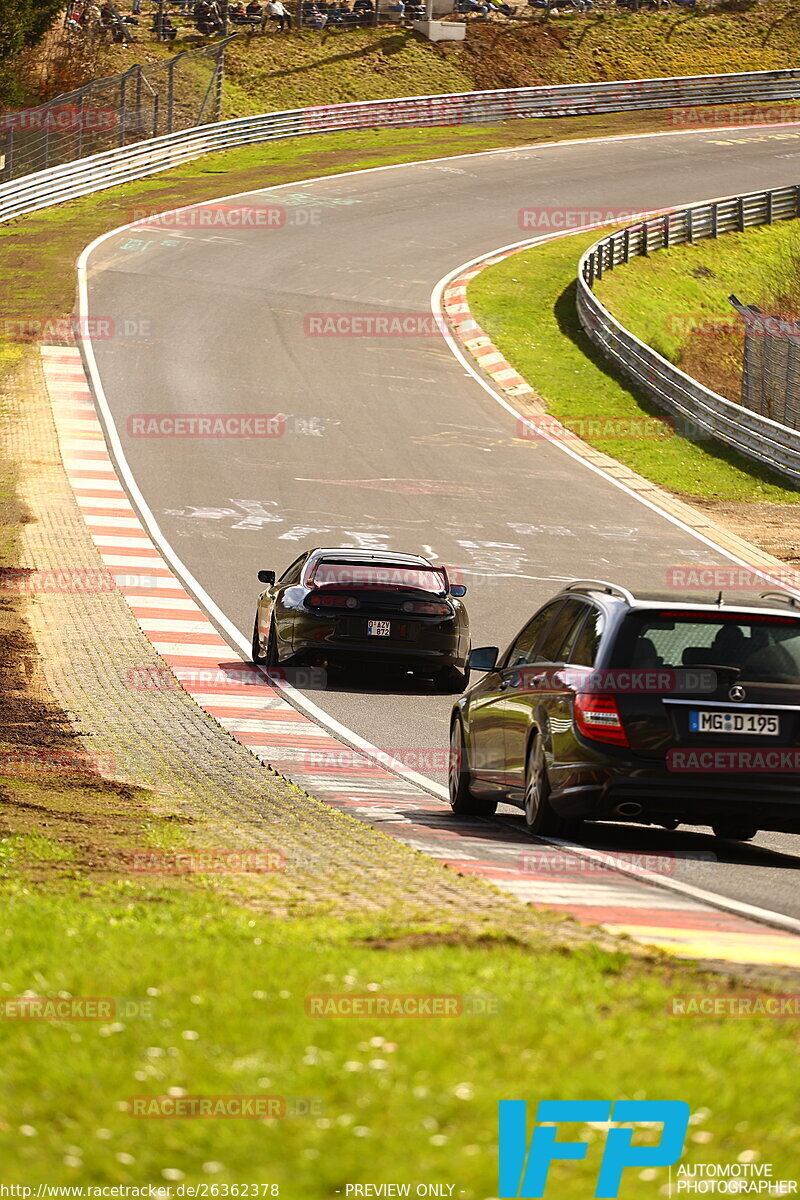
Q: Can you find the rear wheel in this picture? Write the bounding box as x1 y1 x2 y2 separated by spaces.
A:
712 825 758 841
524 736 582 838
434 664 469 694
265 622 280 668
449 719 497 817
251 615 266 665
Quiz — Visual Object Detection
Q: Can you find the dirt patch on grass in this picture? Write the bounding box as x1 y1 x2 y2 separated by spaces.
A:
679 334 744 407
0 444 96 769
0 776 156 881
683 497 800 565
0 364 162 884
361 930 529 949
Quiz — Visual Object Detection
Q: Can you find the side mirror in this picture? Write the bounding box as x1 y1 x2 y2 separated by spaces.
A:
449 583 467 598
257 570 276 585
468 646 499 672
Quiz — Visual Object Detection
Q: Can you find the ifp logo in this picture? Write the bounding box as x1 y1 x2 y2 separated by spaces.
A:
499 1100 690 1198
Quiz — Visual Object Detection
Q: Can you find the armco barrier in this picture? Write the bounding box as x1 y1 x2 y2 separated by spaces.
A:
5 68 800 223
577 186 800 485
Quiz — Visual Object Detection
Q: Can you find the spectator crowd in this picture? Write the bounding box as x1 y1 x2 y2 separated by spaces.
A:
66 0 700 43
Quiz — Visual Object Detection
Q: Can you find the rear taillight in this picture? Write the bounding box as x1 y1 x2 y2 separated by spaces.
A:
402 600 451 615
574 693 629 746
305 591 358 609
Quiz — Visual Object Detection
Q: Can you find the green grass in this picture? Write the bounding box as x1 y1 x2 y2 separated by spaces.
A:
468 229 800 502
218 5 800 116
594 220 800 404
218 6 800 117
220 30 476 116
50 1 800 121
0 832 73 864
1 880 799 1190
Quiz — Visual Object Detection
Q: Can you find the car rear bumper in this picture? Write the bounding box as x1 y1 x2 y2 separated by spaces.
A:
550 767 800 831
289 637 464 671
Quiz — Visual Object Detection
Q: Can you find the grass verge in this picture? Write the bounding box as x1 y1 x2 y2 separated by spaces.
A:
468 229 800 503
219 4 800 116
1 817 799 1189
19 1 800 116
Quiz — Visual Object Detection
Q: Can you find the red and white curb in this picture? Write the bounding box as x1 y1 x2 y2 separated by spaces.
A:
444 261 537 398
443 265 537 396
42 344 800 968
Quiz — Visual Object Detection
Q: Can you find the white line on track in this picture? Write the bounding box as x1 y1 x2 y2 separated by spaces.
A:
75 123 800 937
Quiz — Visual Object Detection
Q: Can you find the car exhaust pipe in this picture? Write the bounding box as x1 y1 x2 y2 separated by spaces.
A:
614 801 643 818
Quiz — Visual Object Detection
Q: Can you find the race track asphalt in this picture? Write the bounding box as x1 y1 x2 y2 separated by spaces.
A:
82 121 800 922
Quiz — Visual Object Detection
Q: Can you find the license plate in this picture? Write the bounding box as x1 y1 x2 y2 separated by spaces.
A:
367 620 391 637
689 710 780 736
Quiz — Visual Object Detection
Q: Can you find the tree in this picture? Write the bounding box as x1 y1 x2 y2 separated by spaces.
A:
0 0 65 65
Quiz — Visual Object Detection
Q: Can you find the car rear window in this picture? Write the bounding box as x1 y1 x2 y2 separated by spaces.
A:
309 561 447 593
612 613 800 683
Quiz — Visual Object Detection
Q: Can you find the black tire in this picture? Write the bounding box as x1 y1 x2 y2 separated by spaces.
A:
251 614 267 665
434 664 469 694
265 622 280 668
712 825 758 841
448 719 497 817
524 735 582 838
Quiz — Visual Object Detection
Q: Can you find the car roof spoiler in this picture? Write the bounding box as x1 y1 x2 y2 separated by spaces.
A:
564 579 635 604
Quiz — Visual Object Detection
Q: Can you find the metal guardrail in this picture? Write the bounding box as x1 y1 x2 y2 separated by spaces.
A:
5 67 800 222
576 185 800 485
5 66 800 482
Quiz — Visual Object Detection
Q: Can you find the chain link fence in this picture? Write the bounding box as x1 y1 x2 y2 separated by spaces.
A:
739 309 800 430
0 35 234 183
577 186 800 484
